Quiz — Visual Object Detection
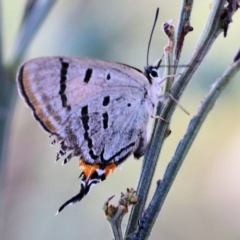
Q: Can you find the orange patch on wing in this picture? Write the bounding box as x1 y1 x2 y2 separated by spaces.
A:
104 163 117 177
79 160 100 179
79 160 117 179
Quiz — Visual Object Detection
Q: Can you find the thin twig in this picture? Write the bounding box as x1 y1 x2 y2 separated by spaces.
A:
125 0 227 238
174 0 194 68
139 56 240 240
124 1 194 236
162 19 175 93
104 189 137 240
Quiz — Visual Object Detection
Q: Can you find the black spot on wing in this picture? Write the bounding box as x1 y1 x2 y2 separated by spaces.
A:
59 58 71 110
103 96 110 106
79 104 135 164
83 68 92 83
106 73 111 80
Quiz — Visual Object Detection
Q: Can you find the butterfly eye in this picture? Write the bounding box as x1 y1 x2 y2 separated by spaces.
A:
143 66 160 83
150 69 159 78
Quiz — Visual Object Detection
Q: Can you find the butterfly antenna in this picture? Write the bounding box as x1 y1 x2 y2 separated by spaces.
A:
146 8 159 66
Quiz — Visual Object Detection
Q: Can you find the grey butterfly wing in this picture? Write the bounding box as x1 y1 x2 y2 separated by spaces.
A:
17 56 150 165
77 88 150 165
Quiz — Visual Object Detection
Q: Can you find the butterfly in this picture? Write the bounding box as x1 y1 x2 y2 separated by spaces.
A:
16 7 177 213
16 55 169 213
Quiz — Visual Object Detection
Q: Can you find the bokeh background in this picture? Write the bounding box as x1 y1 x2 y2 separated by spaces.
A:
1 0 240 239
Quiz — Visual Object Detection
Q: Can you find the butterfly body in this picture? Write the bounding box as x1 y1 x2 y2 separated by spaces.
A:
17 56 163 212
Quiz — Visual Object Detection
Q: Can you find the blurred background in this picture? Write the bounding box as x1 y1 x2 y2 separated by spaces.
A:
1 0 240 239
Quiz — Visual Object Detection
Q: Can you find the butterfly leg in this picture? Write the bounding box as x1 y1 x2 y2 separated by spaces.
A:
56 160 117 214
155 74 178 88
151 115 169 123
162 93 190 115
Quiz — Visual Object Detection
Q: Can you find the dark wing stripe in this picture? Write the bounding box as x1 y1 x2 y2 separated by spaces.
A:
81 106 88 115
81 105 95 154
59 58 71 110
102 112 108 129
100 142 135 164
89 149 98 160
88 141 135 164
17 64 53 134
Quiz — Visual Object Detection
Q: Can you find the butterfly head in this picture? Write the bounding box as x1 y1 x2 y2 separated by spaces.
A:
144 57 162 86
